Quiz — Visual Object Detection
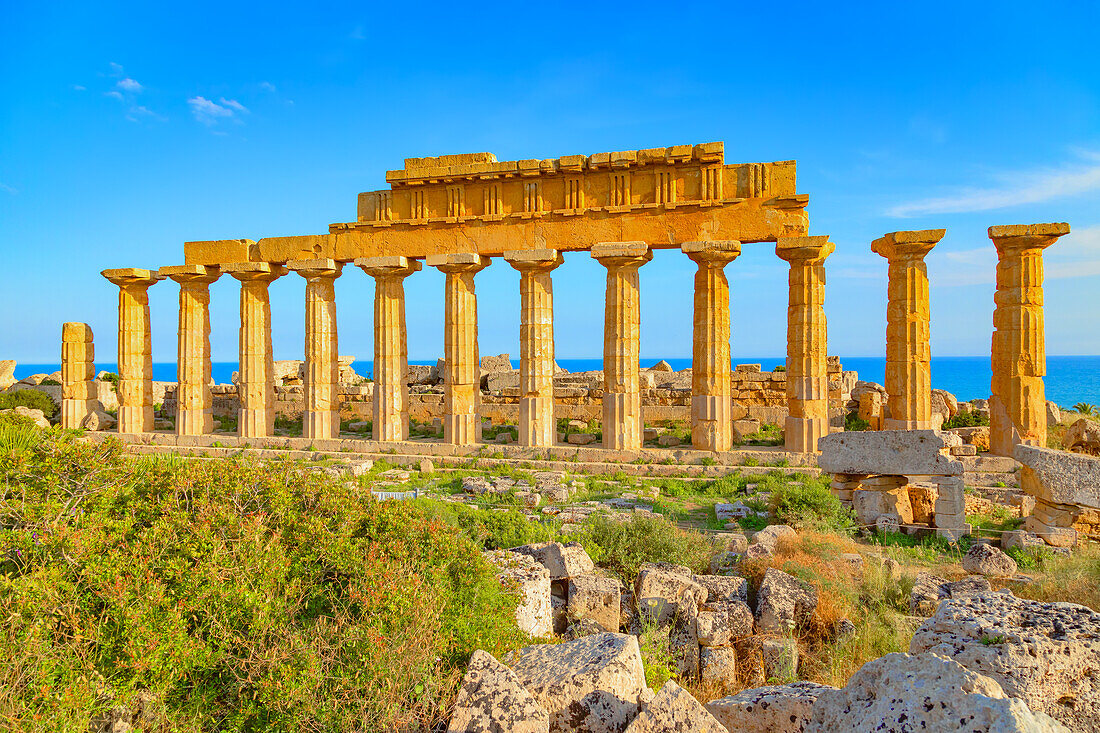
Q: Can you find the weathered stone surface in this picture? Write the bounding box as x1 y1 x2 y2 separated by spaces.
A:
567 574 622 633
750 524 796 552
817 430 963 476
623 680 725 733
669 590 701 680
694 575 748 605
761 637 798 680
910 593 1100 731
961 543 1018 577
743 543 772 560
909 572 993 617
696 609 731 648
80 409 117 431
699 647 738 687
1002 529 1046 552
0 360 14 390
1047 401 1062 427
512 542 595 580
505 633 647 733
706 681 834 733
483 550 552 637
954 425 992 450
480 353 512 373
1015 443 1100 509
1064 417 1100 456
634 562 708 626
0 406 49 428
809 652 1067 732
756 568 817 635
447 649 550 733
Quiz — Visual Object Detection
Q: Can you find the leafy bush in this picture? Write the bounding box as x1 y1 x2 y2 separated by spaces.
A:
942 410 990 429
0 424 529 732
844 411 870 432
420 500 556 550
580 514 717 581
768 476 853 532
0 389 56 417
99 372 120 392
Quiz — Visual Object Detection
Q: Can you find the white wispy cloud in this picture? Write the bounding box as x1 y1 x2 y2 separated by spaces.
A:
105 90 124 100
259 81 276 92
0 182 17 195
188 96 249 126
887 151 1100 218
117 77 143 93
108 62 124 76
927 225 1100 286
72 84 86 91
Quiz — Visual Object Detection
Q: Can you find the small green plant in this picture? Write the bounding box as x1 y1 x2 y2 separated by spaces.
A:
99 371 121 392
980 634 1008 646
942 411 990 429
0 389 57 417
1074 403 1096 416
39 378 61 386
844 411 871 432
700 456 718 466
773 365 786 372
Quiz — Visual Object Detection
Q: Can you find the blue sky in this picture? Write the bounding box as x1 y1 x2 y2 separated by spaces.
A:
2 1 1099 367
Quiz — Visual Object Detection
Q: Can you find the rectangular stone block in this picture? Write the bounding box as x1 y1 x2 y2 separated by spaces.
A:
1015 444 1100 509
818 431 963 477
184 238 255 265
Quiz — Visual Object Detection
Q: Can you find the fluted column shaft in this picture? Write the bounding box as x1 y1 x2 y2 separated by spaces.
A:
989 223 1069 456
593 242 652 451
163 265 221 436
102 268 164 433
288 259 343 440
684 241 741 452
505 249 564 448
61 322 95 429
225 263 286 438
777 236 834 452
428 253 490 445
356 256 422 442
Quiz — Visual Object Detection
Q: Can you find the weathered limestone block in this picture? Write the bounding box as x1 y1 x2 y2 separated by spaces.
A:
634 562 708 626
1015 444 1100 509
504 632 647 733
961 543 1018 577
428 253 491 445
699 646 738 687
592 242 651 451
1 406 49 428
567 574 622 633
857 391 883 430
684 241 741 452
669 589 701 680
511 542 595 581
447 649 550 733
484 550 552 637
1063 417 1100 455
776 236 834 452
224 263 287 438
910 593 1100 731
872 229 944 430
697 608 731 647
750 524 796 552
989 223 1070 456
755 568 817 635
706 681 834 733
356 256 420 442
163 265 221 436
817 430 963 476
761 637 799 681
288 259 343 440
505 249 564 448
808 652 1067 732
80 409 116 431
623 680 725 733
102 268 165 433
695 575 748 605
61 322 95 429
909 573 993 617
0 360 15 391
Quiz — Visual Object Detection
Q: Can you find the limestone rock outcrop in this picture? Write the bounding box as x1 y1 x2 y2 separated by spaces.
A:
1064 418 1100 456
623 680 725 733
961 543 1018 577
755 568 817 635
512 542 595 581
505 632 647 733
910 593 1100 731
447 649 550 733
706 681 834 733
909 572 992 617
483 550 552 637
634 562 708 626
808 652 1067 732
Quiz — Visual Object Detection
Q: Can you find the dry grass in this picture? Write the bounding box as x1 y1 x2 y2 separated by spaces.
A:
1014 541 1100 610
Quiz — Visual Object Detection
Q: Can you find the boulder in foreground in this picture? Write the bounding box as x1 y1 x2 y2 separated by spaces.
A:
706 681 834 733
623 680 725 733
447 649 549 733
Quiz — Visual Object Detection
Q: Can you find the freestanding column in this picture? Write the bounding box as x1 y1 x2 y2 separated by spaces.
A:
777 236 835 452
102 268 164 433
223 263 287 438
355 256 422 442
870 229 945 430
683 241 741 452
61 322 95 429
288 259 343 440
592 242 652 451
505 249 565 448
162 265 221 436
427 253 490 445
988 223 1069 456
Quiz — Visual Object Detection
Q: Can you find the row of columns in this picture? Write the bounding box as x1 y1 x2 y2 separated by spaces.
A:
101 238 833 452
872 224 1069 457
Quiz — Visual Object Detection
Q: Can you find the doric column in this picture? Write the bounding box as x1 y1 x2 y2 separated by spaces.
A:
162 265 221 436
988 223 1069 456
61 322 95 429
288 259 343 440
102 268 164 433
356 256 422 442
683 241 741 452
777 236 834 452
592 241 652 451
223 263 287 438
427 253 491 445
504 249 564 448
871 229 945 430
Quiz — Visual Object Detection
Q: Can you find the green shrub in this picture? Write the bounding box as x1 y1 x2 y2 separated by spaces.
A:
768 476 853 532
844 411 870 431
0 428 529 732
942 410 990 429
580 514 717 581
99 372 120 392
420 501 556 551
0 389 57 417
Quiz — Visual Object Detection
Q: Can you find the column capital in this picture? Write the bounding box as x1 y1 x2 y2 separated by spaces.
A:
224 262 288 283
591 241 653 268
871 229 944 262
426 252 491 274
287 258 343 279
988 223 1070 256
777 235 837 264
355 256 423 278
161 264 221 285
682 240 741 266
504 248 564 272
102 268 165 287
63 322 93 343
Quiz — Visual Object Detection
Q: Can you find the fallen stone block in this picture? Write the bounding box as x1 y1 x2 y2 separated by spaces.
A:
511 541 595 581
706 681 834 733
817 430 963 476
634 562 707 627
623 680 725 733
447 649 550 733
699 646 738 687
483 550 552 637
755 568 817 635
695 574 748 604
961 543 1018 577
1015 443 1100 509
567 574 622 633
750 524 796 552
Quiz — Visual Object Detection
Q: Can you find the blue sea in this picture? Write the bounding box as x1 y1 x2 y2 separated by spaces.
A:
13 356 1100 408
